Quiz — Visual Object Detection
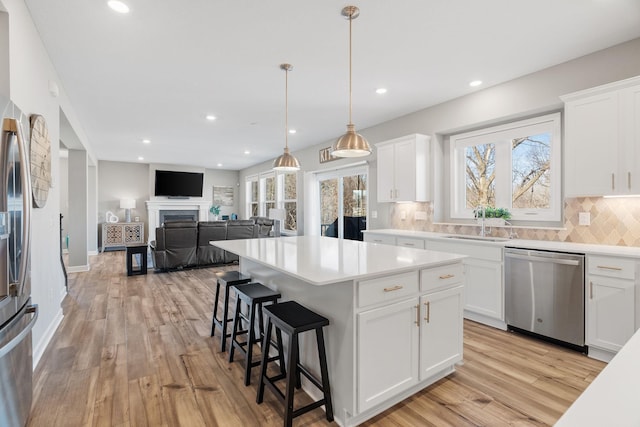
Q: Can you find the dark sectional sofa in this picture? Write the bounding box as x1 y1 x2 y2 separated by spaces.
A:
150 217 274 270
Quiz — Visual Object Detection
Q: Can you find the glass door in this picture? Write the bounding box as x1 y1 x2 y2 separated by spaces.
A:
318 167 367 240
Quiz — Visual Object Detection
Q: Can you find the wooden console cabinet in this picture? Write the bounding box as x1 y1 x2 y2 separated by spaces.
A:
101 222 145 252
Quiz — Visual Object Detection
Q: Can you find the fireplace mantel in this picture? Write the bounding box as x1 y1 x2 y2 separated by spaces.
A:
146 199 210 242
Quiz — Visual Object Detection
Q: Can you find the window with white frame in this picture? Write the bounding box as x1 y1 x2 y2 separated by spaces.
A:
450 113 561 222
245 171 298 232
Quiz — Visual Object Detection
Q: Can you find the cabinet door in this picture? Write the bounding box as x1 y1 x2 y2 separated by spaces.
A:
564 92 619 197
357 298 419 412
363 233 396 246
393 139 416 202
464 259 503 321
620 84 640 193
419 286 463 381
587 275 635 352
377 143 395 202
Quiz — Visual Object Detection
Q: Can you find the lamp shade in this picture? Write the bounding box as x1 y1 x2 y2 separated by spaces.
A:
120 199 136 209
332 124 371 157
272 147 301 171
268 208 285 221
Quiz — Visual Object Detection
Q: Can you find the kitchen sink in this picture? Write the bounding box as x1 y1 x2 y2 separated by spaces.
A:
444 235 510 242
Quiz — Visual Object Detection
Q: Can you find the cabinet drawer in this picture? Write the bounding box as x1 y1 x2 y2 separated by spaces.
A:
421 263 464 293
358 271 419 308
397 237 425 249
364 234 396 246
588 255 636 280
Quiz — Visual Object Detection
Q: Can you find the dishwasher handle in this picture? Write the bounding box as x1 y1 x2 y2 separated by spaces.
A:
504 252 581 266
0 304 38 358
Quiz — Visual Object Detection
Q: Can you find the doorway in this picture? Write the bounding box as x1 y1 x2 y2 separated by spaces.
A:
317 166 367 240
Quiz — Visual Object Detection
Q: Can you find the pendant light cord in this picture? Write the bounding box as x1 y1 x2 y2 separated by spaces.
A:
348 11 353 126
285 66 289 149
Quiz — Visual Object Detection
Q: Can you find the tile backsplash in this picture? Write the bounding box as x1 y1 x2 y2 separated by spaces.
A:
389 197 640 247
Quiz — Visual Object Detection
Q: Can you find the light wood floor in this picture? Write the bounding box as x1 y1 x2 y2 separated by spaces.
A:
28 252 605 427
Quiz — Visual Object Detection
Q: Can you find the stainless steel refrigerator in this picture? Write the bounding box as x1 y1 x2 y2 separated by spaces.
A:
0 94 38 427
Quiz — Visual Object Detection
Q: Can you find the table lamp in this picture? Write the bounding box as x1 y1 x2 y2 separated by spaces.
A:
120 199 136 222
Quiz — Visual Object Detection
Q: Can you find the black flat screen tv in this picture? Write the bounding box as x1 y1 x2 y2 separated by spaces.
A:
154 170 204 197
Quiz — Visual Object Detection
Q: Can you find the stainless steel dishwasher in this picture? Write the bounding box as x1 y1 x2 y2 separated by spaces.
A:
504 247 585 351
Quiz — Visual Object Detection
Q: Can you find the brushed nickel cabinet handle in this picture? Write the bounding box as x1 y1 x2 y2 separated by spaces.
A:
590 281 593 299
439 274 454 280
612 173 615 191
596 265 623 271
390 189 393 199
403 243 415 246
383 285 403 292
629 172 632 190
424 301 430 323
415 304 420 326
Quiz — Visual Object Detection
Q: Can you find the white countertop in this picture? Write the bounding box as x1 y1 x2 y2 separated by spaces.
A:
363 229 640 258
555 328 640 427
212 235 465 286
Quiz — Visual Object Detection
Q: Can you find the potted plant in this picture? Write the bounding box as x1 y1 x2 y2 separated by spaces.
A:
474 206 511 226
210 204 221 220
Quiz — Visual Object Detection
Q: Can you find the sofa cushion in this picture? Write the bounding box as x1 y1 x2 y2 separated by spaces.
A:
164 220 197 229
196 221 227 265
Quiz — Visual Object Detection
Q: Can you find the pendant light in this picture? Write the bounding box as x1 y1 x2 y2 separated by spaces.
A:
332 5 371 158
273 63 301 171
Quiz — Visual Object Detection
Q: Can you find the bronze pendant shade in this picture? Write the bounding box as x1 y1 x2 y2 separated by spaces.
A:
273 63 301 171
332 5 371 158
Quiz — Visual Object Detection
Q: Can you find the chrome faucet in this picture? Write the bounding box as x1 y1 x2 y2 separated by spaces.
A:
476 205 486 237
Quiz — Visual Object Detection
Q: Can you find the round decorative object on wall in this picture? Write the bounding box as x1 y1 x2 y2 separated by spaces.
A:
30 114 52 208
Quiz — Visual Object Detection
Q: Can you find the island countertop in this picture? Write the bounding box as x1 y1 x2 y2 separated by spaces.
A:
211 235 465 286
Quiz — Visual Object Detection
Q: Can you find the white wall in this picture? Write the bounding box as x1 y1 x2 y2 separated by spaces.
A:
2 0 96 366
239 37 640 232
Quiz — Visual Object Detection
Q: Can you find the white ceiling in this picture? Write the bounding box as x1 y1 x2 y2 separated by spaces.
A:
24 0 640 170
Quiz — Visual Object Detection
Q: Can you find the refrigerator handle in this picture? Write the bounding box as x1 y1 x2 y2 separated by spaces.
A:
3 119 32 297
0 304 38 358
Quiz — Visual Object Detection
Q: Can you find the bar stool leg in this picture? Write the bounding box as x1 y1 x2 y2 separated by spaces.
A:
211 281 221 338
284 334 298 427
316 328 334 422
228 298 242 363
220 284 232 352
256 318 273 404
244 302 257 386
276 328 286 377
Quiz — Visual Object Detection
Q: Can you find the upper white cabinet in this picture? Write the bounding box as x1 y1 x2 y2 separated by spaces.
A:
562 76 640 197
376 134 430 202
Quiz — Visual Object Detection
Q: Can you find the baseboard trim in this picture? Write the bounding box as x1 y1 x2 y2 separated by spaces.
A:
88 250 99 256
67 264 90 273
33 304 64 370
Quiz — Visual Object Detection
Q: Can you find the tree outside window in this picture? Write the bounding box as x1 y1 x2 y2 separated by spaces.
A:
452 113 561 222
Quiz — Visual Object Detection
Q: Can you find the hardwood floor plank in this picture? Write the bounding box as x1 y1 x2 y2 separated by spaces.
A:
28 252 605 427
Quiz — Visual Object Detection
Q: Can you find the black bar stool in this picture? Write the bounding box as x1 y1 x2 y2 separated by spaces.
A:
228 282 284 386
257 301 334 427
210 271 251 352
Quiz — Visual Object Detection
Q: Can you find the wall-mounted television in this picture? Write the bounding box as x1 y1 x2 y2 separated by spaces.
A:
154 170 204 197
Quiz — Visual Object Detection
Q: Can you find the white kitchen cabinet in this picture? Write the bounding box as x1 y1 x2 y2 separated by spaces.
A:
586 255 637 360
562 76 640 197
357 298 419 412
356 262 463 413
425 239 504 329
397 236 425 249
363 232 396 246
376 134 430 202
419 285 463 381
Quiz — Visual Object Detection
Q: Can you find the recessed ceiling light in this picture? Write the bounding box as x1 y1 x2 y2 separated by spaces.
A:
288 129 296 134
137 156 144 161
217 163 223 167
469 80 483 87
206 115 216 121
107 1 129 13
142 139 150 144
376 88 387 94
244 150 251 155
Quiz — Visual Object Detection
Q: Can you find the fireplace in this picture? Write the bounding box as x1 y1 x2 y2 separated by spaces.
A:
160 210 198 224
146 199 210 243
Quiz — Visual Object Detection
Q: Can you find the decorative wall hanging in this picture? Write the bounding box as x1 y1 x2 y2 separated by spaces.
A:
30 114 52 208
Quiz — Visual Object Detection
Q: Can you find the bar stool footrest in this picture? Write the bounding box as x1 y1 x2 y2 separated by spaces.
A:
292 399 328 419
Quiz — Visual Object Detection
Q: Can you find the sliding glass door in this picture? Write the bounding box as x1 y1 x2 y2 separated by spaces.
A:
317 167 367 240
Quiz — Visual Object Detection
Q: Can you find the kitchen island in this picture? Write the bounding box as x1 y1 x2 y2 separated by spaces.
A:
212 236 466 426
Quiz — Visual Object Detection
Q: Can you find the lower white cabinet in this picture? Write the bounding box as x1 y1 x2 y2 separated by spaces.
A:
363 232 396 246
357 298 419 412
586 255 637 357
419 285 464 381
426 239 504 328
357 264 463 413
